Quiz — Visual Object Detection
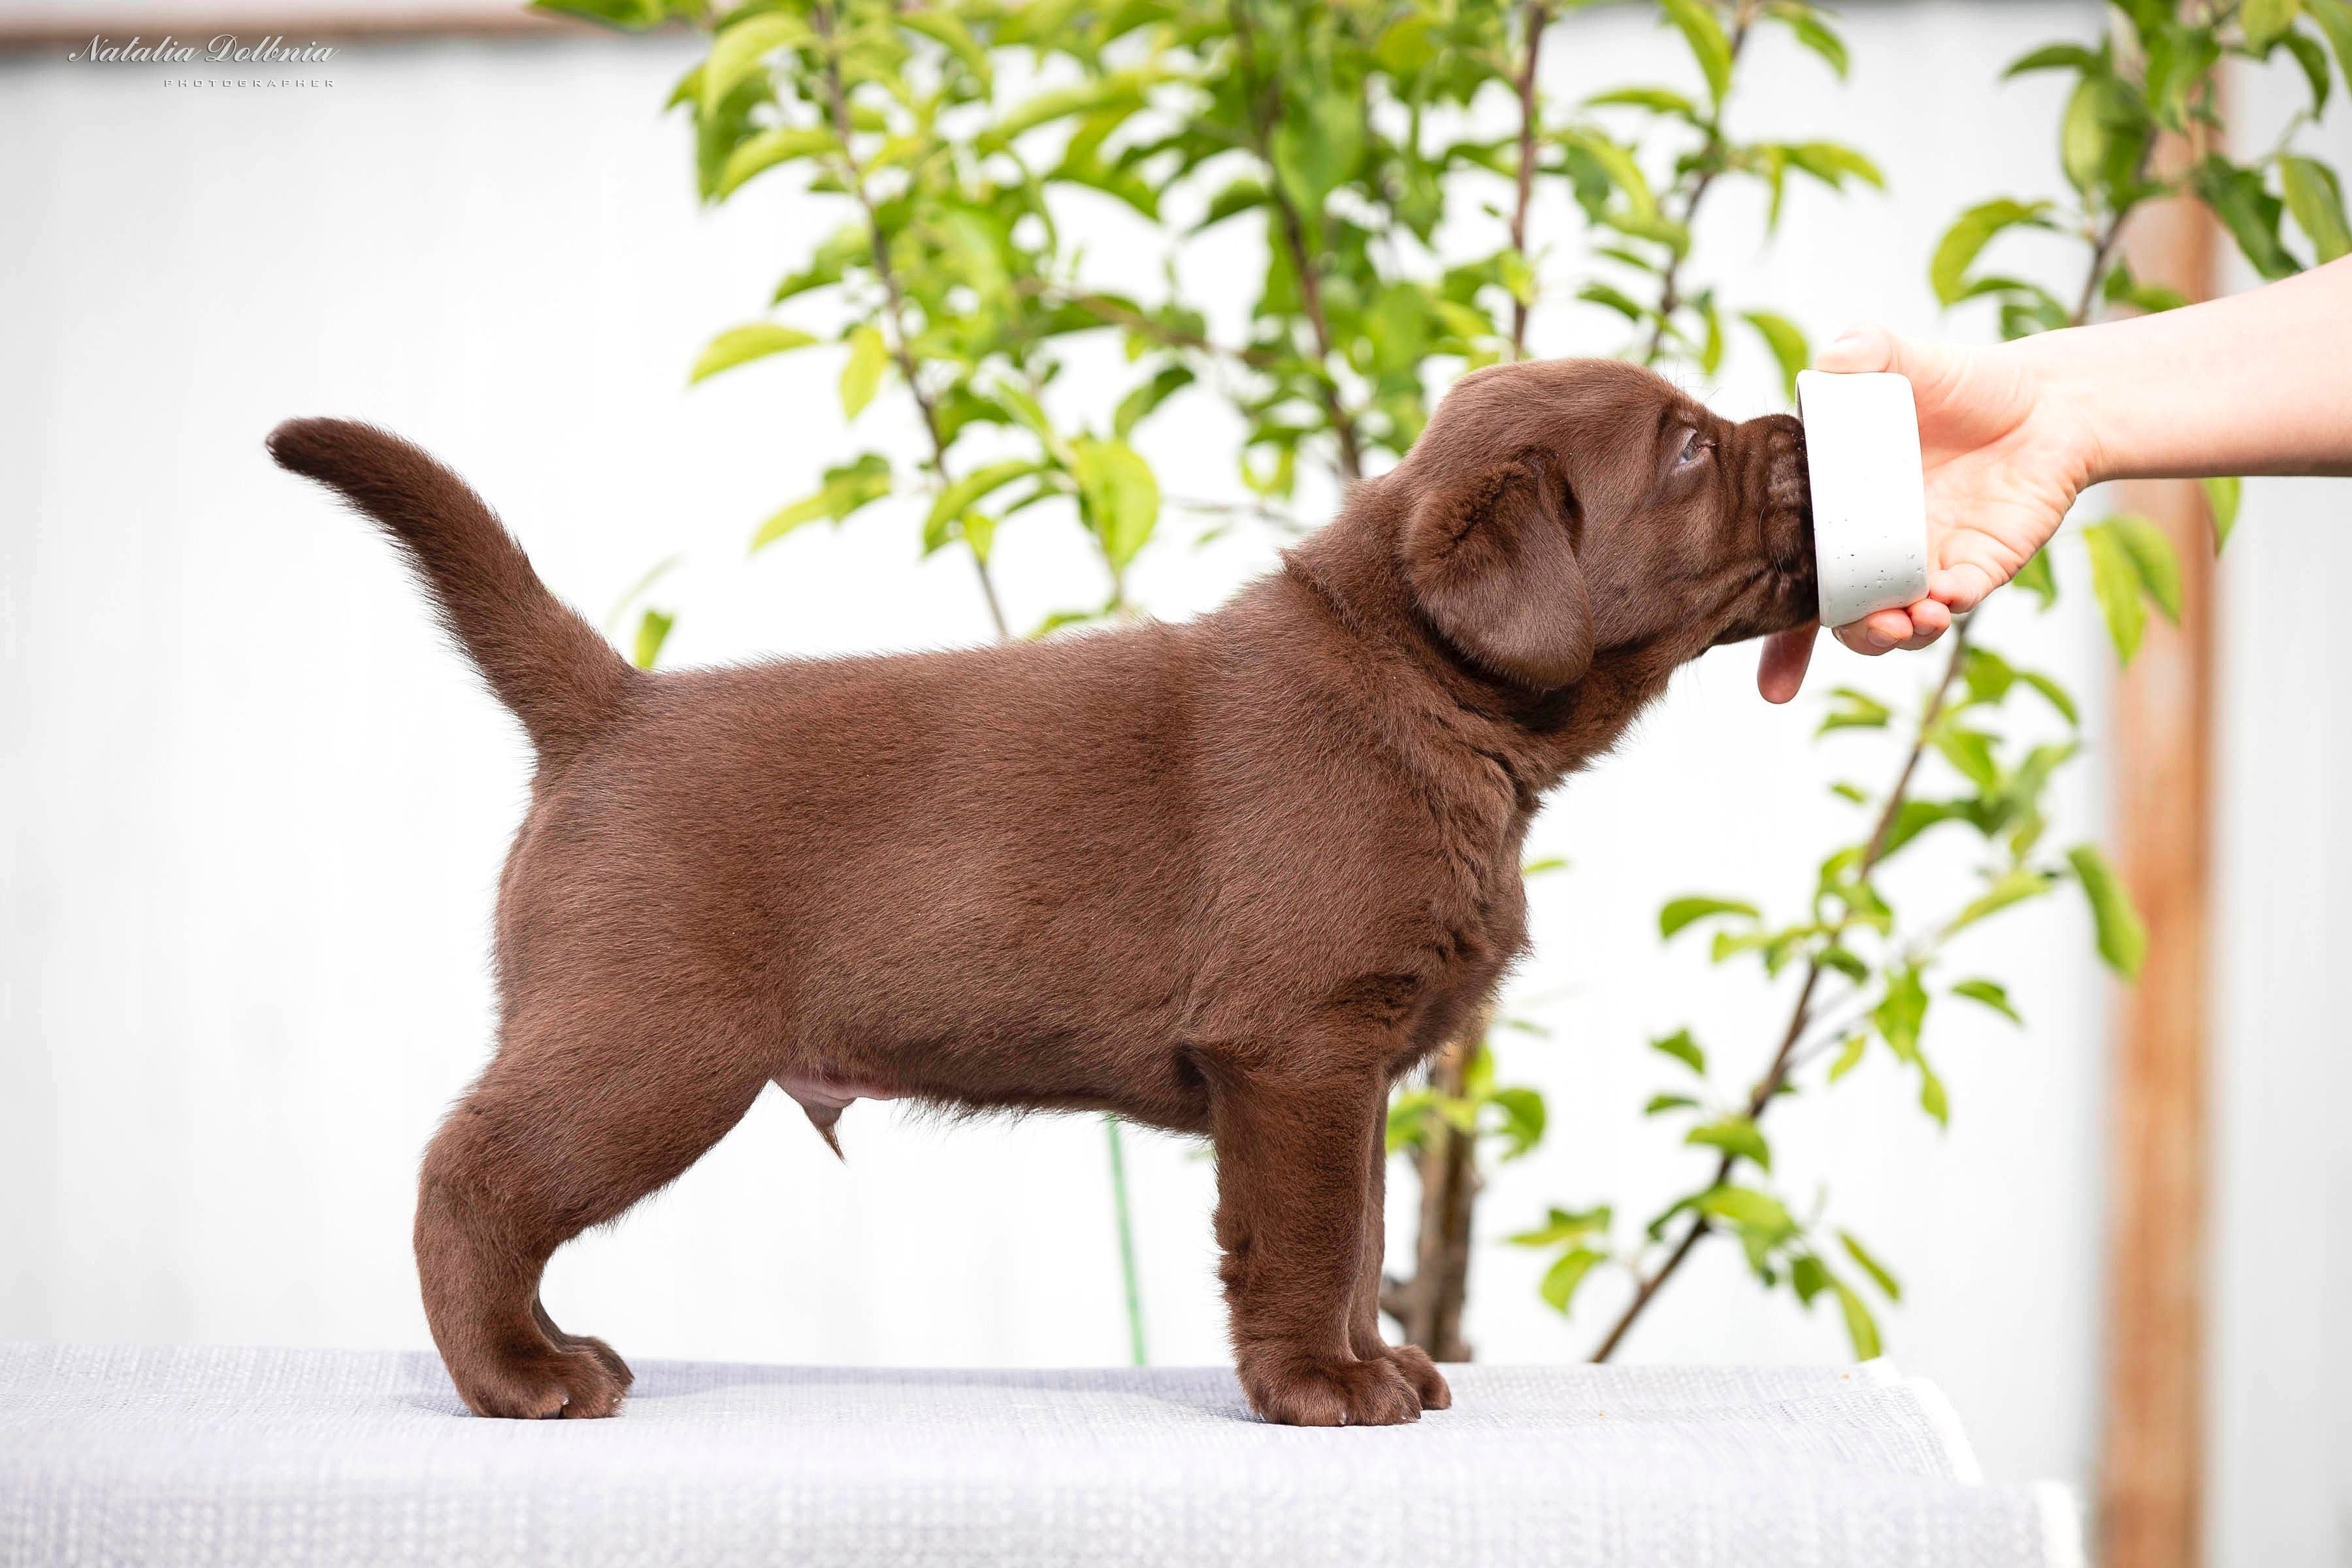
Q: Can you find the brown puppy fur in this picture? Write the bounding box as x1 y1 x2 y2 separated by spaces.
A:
267 358 1815 1428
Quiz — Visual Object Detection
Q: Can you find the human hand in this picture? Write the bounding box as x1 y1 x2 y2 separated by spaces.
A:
1756 323 2099 702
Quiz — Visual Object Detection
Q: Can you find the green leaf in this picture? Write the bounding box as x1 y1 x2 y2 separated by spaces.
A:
713 126 837 201
532 0 666 29
1659 0 1735 105
2313 0 2352 88
2104 261 2190 316
702 10 811 114
1931 199 2052 306
1838 1231 1904 1301
1918 1062 1950 1126
1740 310 1810 400
2011 547 2059 610
1071 436 1160 568
1522 855 1571 877
2282 31 2334 114
1791 1253 1830 1304
2282 155 2352 263
1952 978 2023 1026
1511 1205 1612 1248
2059 75 2126 195
2245 0 2303 51
1686 1113 1772 1171
751 452 892 551
1586 85 1702 117
839 325 889 421
2082 519 2148 662
1826 1033 1869 1082
1270 89 1365 210
1935 727 2001 792
689 323 820 384
604 553 681 634
1557 127 1659 220
2019 669 2080 724
1831 1277 1884 1359
900 8 991 90
630 607 674 670
1946 866 2056 936
1488 1086 1548 1160
2195 157 2301 281
2002 42 2102 76
1578 282 1649 322
923 461 1046 555
1644 1092 1700 1115
1697 1185 1795 1240
1651 1029 1707 1075
1769 1 1848 76
1113 366 1196 440
1783 142 1886 191
1659 896 1759 939
2203 476 2242 552
2109 515 2184 622
1818 686 1892 735
2067 843 2148 977
981 71 1154 151
1873 965 1929 1064
1539 1247 1607 1315
1961 645 2016 706
1819 945 1870 983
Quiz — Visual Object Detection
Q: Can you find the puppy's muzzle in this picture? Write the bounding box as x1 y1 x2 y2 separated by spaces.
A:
1754 413 1818 621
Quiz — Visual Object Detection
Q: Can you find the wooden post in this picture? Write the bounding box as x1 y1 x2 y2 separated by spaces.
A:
2097 159 2223 1568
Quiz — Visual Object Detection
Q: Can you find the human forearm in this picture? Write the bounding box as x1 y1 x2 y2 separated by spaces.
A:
2014 254 2352 483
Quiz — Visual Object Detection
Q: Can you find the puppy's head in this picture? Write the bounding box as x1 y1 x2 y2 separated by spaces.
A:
1390 358 1815 691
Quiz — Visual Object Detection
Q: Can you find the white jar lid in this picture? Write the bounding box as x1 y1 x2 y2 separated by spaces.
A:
1795 369 1931 628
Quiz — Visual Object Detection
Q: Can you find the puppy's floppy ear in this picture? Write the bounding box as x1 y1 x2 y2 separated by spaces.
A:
1400 455 1593 689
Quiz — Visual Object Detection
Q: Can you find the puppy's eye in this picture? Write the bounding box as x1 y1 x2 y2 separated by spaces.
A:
1674 429 1714 468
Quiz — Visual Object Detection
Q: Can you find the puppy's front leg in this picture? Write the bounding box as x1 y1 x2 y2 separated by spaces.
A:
1349 1094 1452 1411
1210 1059 1423 1426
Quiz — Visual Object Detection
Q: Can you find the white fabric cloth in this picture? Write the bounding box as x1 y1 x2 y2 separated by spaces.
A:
0 1343 2078 1567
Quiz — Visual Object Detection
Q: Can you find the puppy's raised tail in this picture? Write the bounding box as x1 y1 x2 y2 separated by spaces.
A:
268 418 637 765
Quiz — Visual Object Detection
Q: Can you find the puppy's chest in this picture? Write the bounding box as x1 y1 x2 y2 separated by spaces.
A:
1396 770 1533 985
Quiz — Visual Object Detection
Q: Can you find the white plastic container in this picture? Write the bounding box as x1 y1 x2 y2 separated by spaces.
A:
1795 369 1931 627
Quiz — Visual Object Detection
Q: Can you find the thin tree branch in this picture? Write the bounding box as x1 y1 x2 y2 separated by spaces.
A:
814 3 1010 640
1641 3 1757 366
1011 279 1276 369
1509 2 1552 359
1590 625 1975 1362
1228 0 1366 482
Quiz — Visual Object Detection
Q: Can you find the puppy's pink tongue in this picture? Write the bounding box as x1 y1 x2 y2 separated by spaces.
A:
1757 625 1817 704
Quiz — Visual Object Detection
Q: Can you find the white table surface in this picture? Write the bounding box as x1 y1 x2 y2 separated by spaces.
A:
0 1343 2080 1567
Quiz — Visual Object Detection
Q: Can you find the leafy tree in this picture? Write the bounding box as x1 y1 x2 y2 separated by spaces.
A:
541 0 2347 1366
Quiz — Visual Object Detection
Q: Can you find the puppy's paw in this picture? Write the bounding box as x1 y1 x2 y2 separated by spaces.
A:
547 1330 634 1393
459 1345 628 1420
1241 1350 1422 1428
1382 1343 1452 1411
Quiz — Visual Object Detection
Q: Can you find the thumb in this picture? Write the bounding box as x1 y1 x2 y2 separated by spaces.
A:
1816 323 1964 400
1813 321 1900 374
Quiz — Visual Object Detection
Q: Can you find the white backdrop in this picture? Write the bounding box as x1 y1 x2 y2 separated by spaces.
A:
1 12 2343 1561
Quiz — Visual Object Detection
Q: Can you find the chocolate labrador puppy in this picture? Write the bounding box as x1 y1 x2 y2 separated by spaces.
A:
268 357 1814 1428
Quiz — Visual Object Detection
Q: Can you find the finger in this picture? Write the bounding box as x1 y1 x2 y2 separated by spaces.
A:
1757 625 1817 704
1847 606 1917 651
1929 561 2002 613
1904 598 1953 643
1831 621 1891 657
1814 322 1897 374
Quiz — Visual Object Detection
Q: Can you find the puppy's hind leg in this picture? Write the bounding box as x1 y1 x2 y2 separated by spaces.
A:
416 1004 767 1420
